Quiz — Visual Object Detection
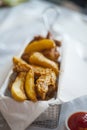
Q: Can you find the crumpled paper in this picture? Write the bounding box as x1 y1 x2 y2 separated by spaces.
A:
0 34 87 130
0 96 49 130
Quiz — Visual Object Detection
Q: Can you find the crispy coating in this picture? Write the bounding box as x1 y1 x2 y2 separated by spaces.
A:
32 65 52 76
36 70 56 100
13 56 32 72
10 32 60 102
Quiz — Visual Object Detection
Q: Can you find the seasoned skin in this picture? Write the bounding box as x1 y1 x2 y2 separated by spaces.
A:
36 70 56 100
24 39 55 54
25 69 37 102
11 72 27 102
29 52 59 75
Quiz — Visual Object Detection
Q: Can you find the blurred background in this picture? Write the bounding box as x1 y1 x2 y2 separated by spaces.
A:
0 0 87 74
0 0 87 83
0 1 87 130
0 0 87 13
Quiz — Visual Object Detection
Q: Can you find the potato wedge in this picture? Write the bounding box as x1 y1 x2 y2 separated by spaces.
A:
11 72 27 102
24 39 55 54
25 69 37 102
13 56 32 72
29 52 59 75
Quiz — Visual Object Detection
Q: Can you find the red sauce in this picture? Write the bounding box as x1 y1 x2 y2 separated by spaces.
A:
68 112 87 130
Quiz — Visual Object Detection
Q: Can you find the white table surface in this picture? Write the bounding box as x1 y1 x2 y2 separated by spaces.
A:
0 0 87 130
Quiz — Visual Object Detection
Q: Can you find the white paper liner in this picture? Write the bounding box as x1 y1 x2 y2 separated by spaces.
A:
0 34 87 130
0 96 49 130
0 36 61 130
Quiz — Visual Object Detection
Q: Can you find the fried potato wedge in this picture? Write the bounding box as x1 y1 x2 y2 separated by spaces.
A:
29 52 59 75
11 72 27 102
24 39 55 54
13 56 32 72
25 69 37 102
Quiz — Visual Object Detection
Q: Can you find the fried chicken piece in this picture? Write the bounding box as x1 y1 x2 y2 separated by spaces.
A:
13 56 32 72
36 70 56 100
32 65 52 76
42 47 60 62
46 31 53 39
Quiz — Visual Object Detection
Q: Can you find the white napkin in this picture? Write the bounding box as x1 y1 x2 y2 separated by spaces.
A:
58 35 87 102
0 96 49 130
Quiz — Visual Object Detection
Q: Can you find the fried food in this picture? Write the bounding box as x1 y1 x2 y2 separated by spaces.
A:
13 56 32 72
46 32 61 46
54 39 61 47
11 72 27 102
25 69 37 102
32 65 51 76
30 35 45 43
9 32 60 102
29 52 59 75
24 39 55 54
42 47 60 61
36 70 56 100
8 72 18 91
21 53 30 63
46 31 53 39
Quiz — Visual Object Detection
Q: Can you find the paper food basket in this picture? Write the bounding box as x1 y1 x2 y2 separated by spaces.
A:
0 33 87 130
0 33 63 130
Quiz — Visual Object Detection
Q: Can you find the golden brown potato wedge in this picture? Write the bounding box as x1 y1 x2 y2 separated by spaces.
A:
11 72 27 102
13 56 32 72
25 69 37 102
24 39 55 54
29 52 59 75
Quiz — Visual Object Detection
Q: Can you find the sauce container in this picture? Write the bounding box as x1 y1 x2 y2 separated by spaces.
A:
65 111 87 130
